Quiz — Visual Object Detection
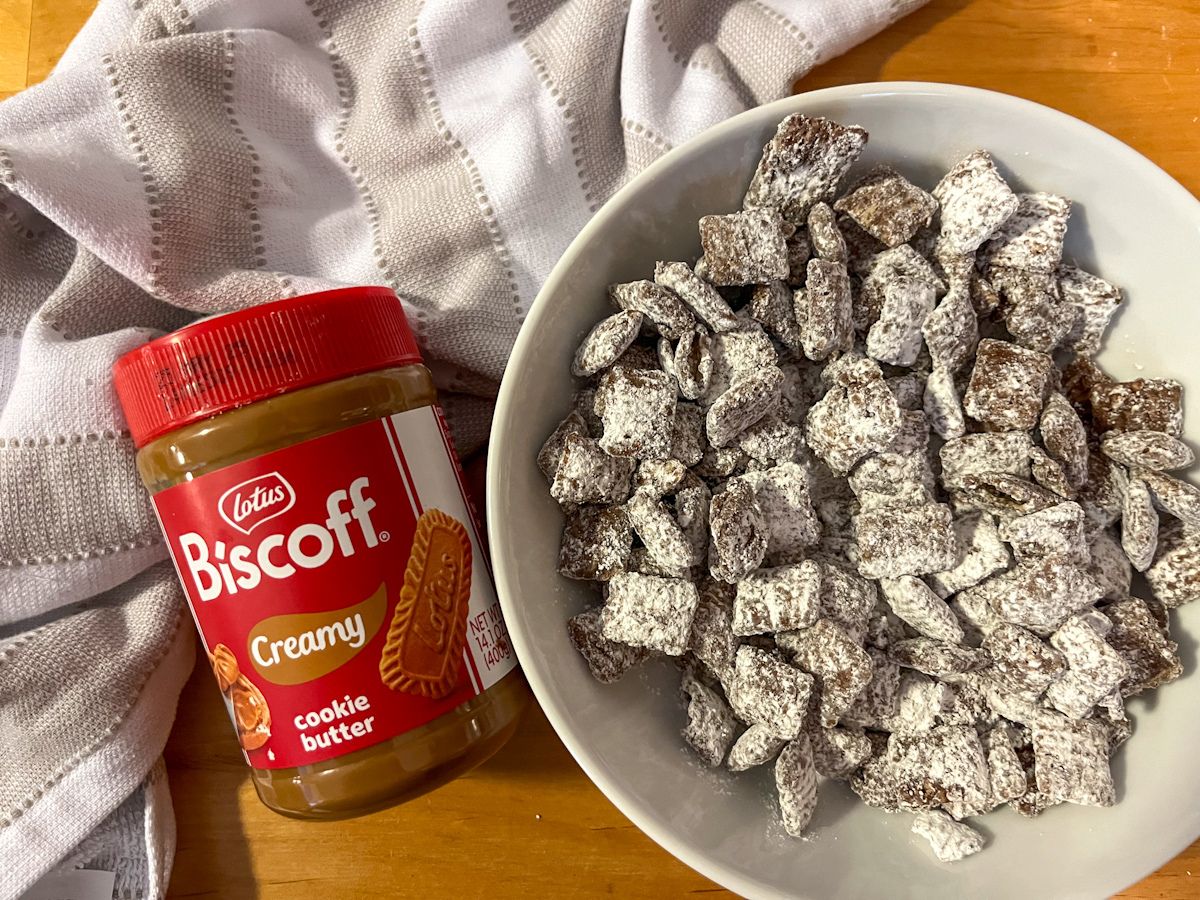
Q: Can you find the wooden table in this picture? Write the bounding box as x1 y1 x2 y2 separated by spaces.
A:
4 0 1200 896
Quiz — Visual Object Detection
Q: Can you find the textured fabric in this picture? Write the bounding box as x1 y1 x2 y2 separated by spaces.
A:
0 0 927 895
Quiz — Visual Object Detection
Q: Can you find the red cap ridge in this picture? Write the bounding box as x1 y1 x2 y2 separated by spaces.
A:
113 286 422 447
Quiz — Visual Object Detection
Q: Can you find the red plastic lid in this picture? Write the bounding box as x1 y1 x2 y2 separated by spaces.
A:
113 286 422 448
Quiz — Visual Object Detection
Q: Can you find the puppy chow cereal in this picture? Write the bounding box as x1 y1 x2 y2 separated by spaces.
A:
807 201 848 263
698 208 790 286
545 113 1194 857
932 150 1020 255
834 165 938 248
732 560 821 635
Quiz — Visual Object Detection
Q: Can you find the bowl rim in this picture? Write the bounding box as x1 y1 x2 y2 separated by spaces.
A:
486 80 1200 899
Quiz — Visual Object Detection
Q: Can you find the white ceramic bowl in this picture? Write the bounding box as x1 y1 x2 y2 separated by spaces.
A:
487 82 1200 899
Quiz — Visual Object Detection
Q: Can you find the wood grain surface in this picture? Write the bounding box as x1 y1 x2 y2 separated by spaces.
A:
3 0 1200 897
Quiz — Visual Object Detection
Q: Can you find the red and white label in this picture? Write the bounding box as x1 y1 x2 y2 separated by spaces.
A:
152 406 516 769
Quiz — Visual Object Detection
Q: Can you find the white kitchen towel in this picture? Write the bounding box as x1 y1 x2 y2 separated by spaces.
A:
0 0 927 895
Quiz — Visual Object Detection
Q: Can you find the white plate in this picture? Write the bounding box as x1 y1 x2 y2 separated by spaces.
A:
487 82 1200 899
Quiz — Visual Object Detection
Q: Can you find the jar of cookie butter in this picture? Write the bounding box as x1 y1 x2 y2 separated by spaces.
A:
113 286 528 819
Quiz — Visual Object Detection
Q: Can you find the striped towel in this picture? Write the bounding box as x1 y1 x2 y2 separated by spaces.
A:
0 0 926 895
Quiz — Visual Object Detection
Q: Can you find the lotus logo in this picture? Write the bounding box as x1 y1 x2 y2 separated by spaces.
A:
218 473 296 535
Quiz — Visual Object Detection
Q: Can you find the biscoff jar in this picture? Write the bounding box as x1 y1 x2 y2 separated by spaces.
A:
113 286 528 819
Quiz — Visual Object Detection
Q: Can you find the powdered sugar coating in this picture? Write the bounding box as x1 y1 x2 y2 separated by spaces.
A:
775 735 820 836
928 512 1011 599
982 723 1028 806
681 669 738 766
572 386 602 435
633 459 688 496
968 558 1101 633
1028 447 1075 500
983 192 1071 273
1104 430 1194 472
892 638 988 679
688 582 737 683
743 114 868 222
1146 519 1200 608
673 326 715 401
551 433 636 505
595 367 677 459
970 271 1002 316
932 150 1020 254
735 414 805 466
880 576 964 643
806 358 903 474
1031 716 1114 806
1040 393 1090 488
627 492 696 570
779 617 873 727
727 723 787 771
983 623 1067 698
572 310 644 377
567 607 650 683
856 244 946 333
733 561 822 635
609 280 695 340
809 723 872 780
546 118 1194 857
807 201 848 263
835 165 938 248
669 402 706 467
1141 470 1200 527
887 373 927 410
855 503 957 579
538 411 588 481
998 501 1088 565
940 432 1033 488
867 275 937 366
694 445 748 479
701 325 778 406
840 647 901 729
730 645 814 739
912 810 985 862
1090 378 1184 436
1080 450 1128 529
1058 264 1123 356
706 366 784 448
698 208 790 286
1121 477 1159 572
558 505 633 581
922 281 979 374
851 449 935 511
854 725 990 814
963 339 1053 431
601 573 700 655
800 258 854 361
1087 530 1132 601
994 269 1078 354
1045 613 1130 718
737 462 820 564
709 478 767 583
919 367 965 442
1104 596 1182 696
749 281 803 356
818 562 877 645
954 472 1060 519
654 261 740 333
